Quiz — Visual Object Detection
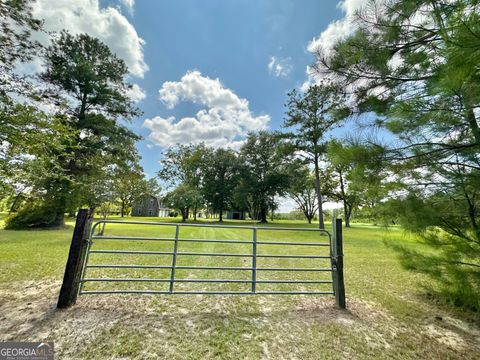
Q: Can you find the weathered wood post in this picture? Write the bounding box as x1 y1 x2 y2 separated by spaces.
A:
57 208 94 308
332 218 346 309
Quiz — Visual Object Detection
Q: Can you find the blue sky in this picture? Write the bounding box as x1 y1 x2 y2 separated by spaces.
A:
126 0 343 177
32 0 362 210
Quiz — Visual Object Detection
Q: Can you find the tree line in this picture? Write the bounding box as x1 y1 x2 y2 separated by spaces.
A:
157 127 384 229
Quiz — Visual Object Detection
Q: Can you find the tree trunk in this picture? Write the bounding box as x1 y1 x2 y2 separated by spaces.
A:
121 199 125 217
52 190 68 227
193 204 197 221
345 205 352 228
53 211 65 227
307 216 312 224
260 207 268 223
313 156 325 229
466 107 480 143
219 208 223 222
270 196 275 221
338 169 351 227
8 192 23 214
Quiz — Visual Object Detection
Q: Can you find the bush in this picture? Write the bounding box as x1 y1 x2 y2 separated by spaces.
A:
4 203 64 229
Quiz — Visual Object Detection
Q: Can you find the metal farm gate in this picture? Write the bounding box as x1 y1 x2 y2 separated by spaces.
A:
57 209 345 309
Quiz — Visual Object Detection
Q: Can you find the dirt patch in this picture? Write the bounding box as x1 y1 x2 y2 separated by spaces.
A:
1 281 479 359
0 279 60 340
0 282 159 358
423 317 480 352
291 297 392 325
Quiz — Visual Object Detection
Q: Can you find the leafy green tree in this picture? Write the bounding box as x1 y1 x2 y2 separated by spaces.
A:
3 111 79 229
312 0 480 308
201 148 240 222
164 184 202 222
1 106 57 196
114 163 148 217
324 141 375 227
0 0 42 102
145 178 161 197
327 141 391 227
158 144 206 220
286 162 318 224
0 0 44 203
284 84 349 229
13 31 142 227
0 0 41 66
238 132 290 223
232 183 259 220
158 144 207 185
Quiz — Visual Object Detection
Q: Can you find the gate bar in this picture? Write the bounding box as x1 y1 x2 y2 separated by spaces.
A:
89 250 331 259
91 236 330 246
81 278 333 284
80 290 335 295
86 264 332 271
91 220 330 232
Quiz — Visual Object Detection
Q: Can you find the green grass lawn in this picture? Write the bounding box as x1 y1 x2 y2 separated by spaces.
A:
0 214 479 359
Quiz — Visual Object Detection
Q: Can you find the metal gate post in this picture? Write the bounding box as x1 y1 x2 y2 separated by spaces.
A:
57 208 94 308
332 218 346 309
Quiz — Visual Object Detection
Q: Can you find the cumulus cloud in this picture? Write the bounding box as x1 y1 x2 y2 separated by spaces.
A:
144 71 270 149
307 0 367 55
302 0 370 91
31 0 148 78
267 56 293 78
126 83 146 102
120 0 135 14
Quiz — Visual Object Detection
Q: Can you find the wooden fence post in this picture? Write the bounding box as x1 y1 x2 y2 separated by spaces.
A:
57 208 94 308
332 218 346 309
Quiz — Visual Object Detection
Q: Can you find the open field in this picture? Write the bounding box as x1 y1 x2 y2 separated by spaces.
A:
0 214 479 359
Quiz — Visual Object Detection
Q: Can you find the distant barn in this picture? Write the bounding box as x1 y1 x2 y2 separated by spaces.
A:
132 195 171 217
226 211 245 220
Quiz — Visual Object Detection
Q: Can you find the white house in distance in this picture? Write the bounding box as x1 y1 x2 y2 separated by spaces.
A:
131 194 171 217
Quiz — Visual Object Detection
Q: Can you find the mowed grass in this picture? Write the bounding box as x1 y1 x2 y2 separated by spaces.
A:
0 214 479 359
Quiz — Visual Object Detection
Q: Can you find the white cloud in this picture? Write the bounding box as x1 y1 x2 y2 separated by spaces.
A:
307 0 367 55
144 71 270 149
32 0 148 78
267 56 293 78
126 83 146 102
120 0 135 14
299 75 314 93
301 0 373 92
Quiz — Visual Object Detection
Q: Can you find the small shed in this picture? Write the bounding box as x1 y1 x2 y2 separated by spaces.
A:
226 211 245 220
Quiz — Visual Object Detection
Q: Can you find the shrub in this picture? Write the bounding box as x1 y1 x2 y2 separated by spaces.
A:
4 203 63 229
